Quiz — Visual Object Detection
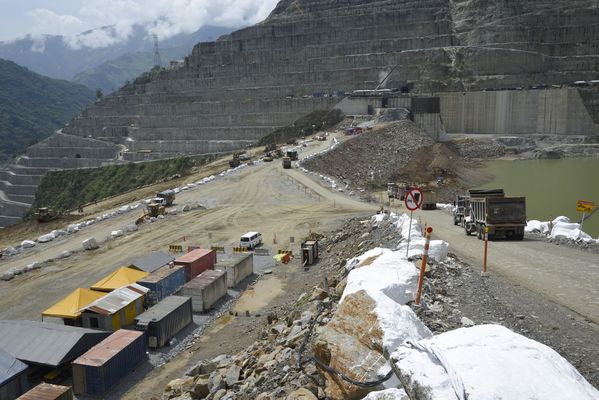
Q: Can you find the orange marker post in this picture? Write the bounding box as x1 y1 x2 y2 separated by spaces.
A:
415 227 433 306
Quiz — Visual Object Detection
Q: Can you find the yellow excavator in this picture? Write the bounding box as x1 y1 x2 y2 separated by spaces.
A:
35 207 58 223
135 203 166 225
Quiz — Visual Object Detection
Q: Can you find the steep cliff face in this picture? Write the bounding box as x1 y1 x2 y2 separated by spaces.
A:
60 0 598 161
2 0 599 226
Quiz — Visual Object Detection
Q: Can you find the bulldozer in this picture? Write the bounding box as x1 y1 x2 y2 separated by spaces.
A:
35 207 58 223
229 153 241 168
135 203 166 225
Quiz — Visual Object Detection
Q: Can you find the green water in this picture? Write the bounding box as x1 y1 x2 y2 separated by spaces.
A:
480 158 599 238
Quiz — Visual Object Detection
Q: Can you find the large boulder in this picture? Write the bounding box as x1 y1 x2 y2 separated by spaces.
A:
312 290 430 399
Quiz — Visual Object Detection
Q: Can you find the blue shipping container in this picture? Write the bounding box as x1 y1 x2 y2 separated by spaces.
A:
72 330 147 396
137 264 186 307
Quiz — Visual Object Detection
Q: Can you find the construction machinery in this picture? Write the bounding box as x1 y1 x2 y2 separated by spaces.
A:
463 189 525 240
421 189 437 210
229 152 243 168
282 157 292 169
156 190 175 206
35 207 58 223
452 195 469 225
286 150 298 161
135 203 166 225
263 155 273 162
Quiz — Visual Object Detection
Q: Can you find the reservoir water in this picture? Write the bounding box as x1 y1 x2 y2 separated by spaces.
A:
480 158 599 238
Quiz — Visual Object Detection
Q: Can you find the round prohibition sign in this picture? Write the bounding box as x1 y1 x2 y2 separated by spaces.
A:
404 188 424 211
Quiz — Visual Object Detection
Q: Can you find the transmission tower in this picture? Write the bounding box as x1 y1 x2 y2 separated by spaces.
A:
153 34 162 68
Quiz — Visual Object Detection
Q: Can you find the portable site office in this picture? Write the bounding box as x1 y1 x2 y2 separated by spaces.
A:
71 330 147 396
135 296 193 348
80 284 149 331
137 264 186 307
214 253 254 288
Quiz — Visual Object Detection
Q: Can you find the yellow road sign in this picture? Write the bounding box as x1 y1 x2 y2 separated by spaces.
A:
576 200 595 213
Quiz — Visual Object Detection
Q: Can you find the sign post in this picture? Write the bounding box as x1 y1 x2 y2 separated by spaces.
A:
404 188 424 258
576 200 595 232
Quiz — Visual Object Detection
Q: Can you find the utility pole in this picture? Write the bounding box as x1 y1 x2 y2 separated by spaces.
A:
153 34 162 69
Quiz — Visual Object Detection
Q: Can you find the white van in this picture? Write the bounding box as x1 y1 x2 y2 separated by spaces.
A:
239 232 262 249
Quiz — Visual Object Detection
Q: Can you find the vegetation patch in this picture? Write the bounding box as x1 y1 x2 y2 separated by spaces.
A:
27 154 216 218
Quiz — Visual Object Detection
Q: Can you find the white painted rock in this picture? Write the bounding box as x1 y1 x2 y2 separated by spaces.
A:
82 237 99 250
21 240 35 248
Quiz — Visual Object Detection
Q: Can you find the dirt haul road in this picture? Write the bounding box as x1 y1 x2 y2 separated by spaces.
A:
0 136 376 321
416 208 599 324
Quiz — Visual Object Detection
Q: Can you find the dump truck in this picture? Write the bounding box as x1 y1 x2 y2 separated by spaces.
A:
286 150 298 161
463 189 504 235
452 195 468 226
156 190 175 206
465 190 526 240
282 157 292 169
135 203 166 225
35 207 58 222
421 189 437 210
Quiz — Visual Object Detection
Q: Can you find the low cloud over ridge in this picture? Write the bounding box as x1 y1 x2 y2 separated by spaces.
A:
21 0 279 50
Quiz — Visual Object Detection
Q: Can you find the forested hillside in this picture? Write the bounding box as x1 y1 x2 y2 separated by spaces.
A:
0 59 94 162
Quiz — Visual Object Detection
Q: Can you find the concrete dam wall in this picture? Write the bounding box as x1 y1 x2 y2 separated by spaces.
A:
2 0 599 227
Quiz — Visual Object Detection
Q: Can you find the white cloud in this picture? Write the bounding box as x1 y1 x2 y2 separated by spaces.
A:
23 0 279 49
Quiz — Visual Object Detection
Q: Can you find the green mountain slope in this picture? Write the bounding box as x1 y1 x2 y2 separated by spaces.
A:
0 58 94 163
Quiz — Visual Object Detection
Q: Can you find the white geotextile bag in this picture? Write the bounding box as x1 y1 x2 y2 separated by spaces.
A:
391 324 599 400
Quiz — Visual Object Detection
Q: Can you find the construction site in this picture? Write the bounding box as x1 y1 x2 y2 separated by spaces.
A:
0 0 599 399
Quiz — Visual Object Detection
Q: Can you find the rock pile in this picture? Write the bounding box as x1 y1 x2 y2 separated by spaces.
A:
165 291 337 400
302 121 434 190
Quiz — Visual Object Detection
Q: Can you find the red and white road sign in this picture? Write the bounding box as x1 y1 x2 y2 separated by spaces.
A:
405 188 424 211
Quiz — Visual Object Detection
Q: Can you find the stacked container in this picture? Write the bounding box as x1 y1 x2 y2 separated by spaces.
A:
174 249 216 281
135 296 193 348
214 253 254 288
137 264 186 307
71 330 147 396
180 270 227 312
17 383 73 400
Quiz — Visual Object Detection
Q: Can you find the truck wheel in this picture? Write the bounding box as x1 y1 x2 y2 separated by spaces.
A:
477 225 483 240
464 224 470 236
515 232 524 241
453 217 458 226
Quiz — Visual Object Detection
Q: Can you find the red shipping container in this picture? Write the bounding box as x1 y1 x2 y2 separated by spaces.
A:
174 248 216 281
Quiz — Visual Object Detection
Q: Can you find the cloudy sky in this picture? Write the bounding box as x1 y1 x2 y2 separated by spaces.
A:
0 0 279 46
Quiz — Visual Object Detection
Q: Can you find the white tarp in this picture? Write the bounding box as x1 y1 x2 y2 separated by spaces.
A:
551 221 594 242
363 389 409 400
342 248 419 306
391 324 599 400
396 238 449 261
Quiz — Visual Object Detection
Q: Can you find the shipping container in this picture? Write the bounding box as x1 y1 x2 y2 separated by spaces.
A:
71 330 147 396
135 296 193 348
180 270 227 312
17 383 73 400
214 253 253 288
137 264 186 307
174 249 216 281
